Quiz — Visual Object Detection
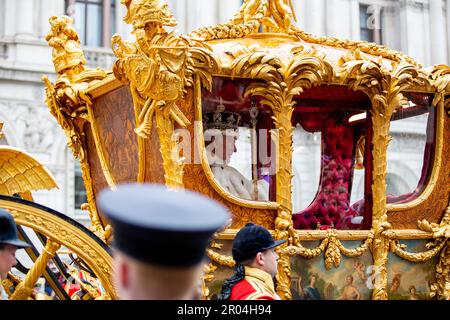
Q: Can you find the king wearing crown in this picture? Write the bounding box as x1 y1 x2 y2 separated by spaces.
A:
203 100 268 201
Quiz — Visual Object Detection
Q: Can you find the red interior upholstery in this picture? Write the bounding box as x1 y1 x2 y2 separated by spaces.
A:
292 114 364 230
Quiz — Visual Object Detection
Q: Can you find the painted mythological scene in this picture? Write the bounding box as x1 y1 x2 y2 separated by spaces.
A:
290 241 373 300
386 240 438 300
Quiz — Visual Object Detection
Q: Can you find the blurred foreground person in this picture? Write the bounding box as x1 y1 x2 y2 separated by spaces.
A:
218 223 285 300
97 184 229 300
0 209 30 300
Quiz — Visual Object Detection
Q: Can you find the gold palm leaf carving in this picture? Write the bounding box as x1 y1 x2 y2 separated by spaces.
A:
0 146 58 196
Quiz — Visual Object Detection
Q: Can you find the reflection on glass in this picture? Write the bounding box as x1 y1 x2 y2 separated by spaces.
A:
74 160 87 210
292 86 371 230
386 93 435 204
292 125 321 212
202 78 276 202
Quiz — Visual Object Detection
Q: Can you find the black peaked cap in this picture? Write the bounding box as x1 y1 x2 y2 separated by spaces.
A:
97 184 230 267
232 223 286 263
0 209 30 249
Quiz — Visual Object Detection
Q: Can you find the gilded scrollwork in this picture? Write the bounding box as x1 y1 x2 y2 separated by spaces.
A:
201 263 218 300
187 0 420 72
206 249 236 268
282 238 329 259
339 48 428 300
282 230 373 271
389 239 446 263
417 202 450 299
1 198 117 299
39 0 450 301
430 64 450 108
431 240 450 300
188 0 297 40
290 27 419 67
0 146 58 196
112 0 219 187
43 15 110 242
10 240 61 300
229 45 333 299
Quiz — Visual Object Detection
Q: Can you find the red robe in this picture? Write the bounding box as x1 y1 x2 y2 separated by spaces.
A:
230 266 278 300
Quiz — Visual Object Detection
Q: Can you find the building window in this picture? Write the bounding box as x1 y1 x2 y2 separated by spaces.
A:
359 4 382 44
66 0 116 47
74 160 87 211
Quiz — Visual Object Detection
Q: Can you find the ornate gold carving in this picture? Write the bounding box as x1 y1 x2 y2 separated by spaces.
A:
187 0 419 71
87 74 123 99
0 122 4 140
380 229 435 240
432 241 450 299
201 263 218 300
430 64 450 108
417 202 450 299
2 272 23 299
282 230 373 269
193 79 279 211
190 0 298 40
46 16 86 76
0 146 58 196
290 27 419 67
282 237 329 259
43 15 110 240
228 45 332 299
81 202 112 244
112 0 219 187
389 239 446 263
339 50 427 300
1 198 117 299
10 240 60 300
206 249 236 269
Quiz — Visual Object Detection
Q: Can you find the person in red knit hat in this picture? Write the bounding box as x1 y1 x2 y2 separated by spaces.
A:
217 223 285 300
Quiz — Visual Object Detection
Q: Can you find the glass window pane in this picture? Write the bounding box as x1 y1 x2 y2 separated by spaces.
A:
86 3 102 47
202 77 276 202
360 29 373 42
360 5 368 26
110 5 116 36
74 160 87 210
292 125 321 213
292 86 371 230
73 3 86 44
386 93 435 204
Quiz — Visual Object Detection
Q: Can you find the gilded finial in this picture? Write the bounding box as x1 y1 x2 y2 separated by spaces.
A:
45 15 86 77
189 0 297 41
0 122 4 140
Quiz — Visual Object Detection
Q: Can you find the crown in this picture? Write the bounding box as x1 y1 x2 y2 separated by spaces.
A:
203 99 241 131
